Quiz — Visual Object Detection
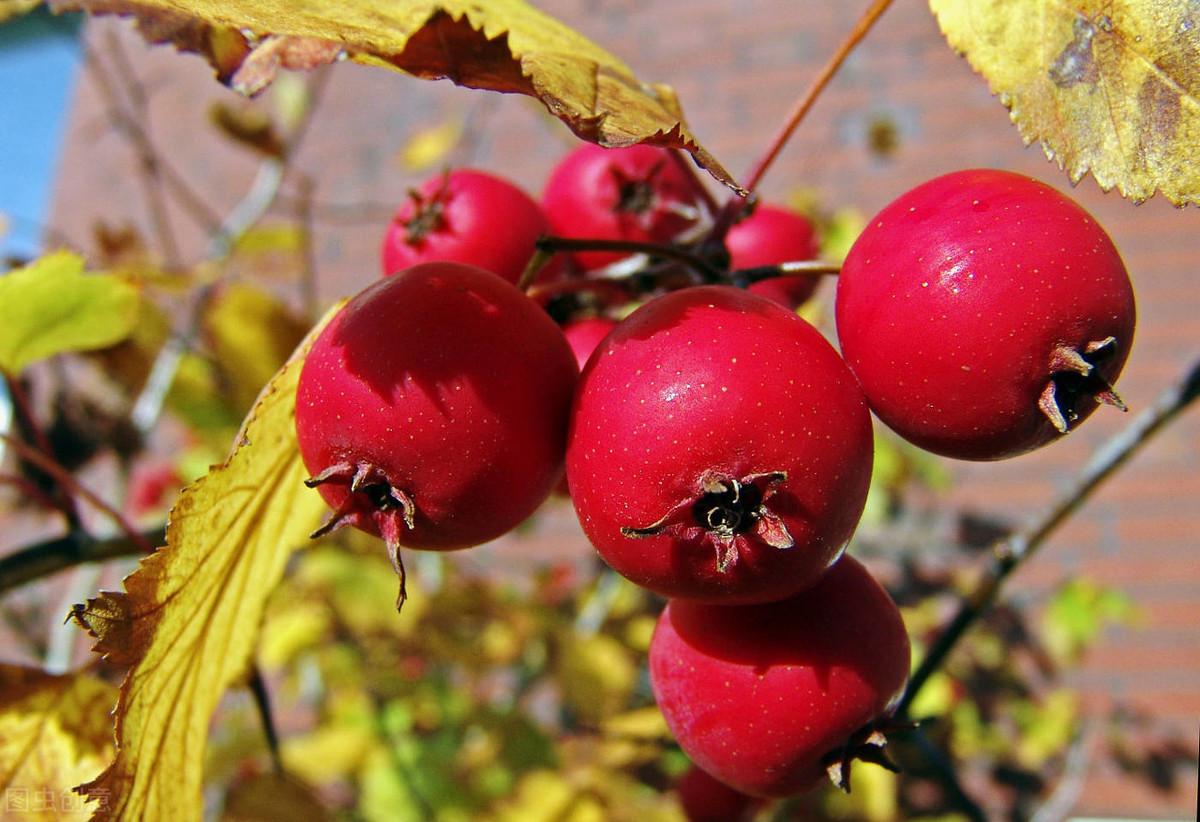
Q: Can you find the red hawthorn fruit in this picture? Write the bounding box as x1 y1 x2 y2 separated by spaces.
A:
725 202 821 309
836 168 1136 460
380 168 553 284
554 316 617 497
566 286 874 604
676 764 759 822
561 316 617 371
542 144 704 271
295 262 577 607
650 555 911 798
126 461 183 518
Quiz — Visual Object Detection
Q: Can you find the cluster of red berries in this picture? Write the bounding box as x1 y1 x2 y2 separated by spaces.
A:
293 144 1135 803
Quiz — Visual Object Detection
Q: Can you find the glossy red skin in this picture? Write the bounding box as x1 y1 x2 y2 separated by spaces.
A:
542 144 703 271
676 764 758 822
836 169 1135 460
649 555 911 798
380 169 551 284
296 262 578 549
566 286 873 604
725 204 821 309
561 316 617 370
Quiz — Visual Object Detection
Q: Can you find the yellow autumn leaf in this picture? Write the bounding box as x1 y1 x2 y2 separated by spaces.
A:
203 282 310 415
68 309 334 821
0 252 140 375
0 0 40 23
400 120 463 171
557 632 637 725
0 666 117 821
48 0 738 190
932 0 1200 205
601 706 671 742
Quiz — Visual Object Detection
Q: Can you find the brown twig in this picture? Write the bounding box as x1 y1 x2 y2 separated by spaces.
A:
897 353 1200 718
294 174 319 320
82 42 221 248
4 376 85 530
0 526 163 596
730 259 842 287
248 665 284 774
1 434 156 557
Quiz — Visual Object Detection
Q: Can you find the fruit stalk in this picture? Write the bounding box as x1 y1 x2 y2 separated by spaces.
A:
897 352 1200 719
533 234 725 282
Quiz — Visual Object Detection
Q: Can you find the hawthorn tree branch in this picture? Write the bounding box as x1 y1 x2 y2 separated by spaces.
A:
82 42 221 247
0 526 163 596
739 0 896 196
248 665 284 774
897 353 1200 718
1 435 156 557
4 376 85 530
131 68 332 435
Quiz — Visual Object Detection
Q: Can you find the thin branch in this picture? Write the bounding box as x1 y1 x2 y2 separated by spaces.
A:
82 43 221 246
1031 725 1094 822
294 174 319 321
0 473 66 512
897 354 1200 718
741 0 895 196
1 435 156 557
248 665 284 774
907 727 988 822
131 68 331 435
372 694 437 819
5 377 58 475
4 376 84 530
730 259 841 287
0 526 163 596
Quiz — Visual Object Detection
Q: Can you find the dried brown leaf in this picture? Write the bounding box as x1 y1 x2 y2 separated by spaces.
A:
47 0 738 190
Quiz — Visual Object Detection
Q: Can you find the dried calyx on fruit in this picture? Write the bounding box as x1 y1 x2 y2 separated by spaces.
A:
295 262 577 609
620 470 794 572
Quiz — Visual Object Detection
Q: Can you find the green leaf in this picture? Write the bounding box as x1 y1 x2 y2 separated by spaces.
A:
0 252 139 374
1042 577 1138 662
